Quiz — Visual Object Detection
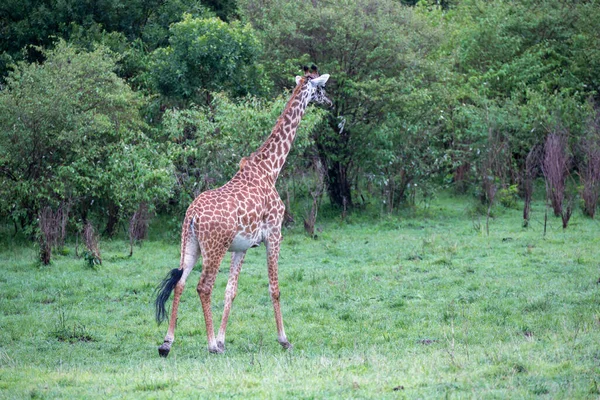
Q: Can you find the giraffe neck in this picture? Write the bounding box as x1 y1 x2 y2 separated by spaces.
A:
251 81 311 182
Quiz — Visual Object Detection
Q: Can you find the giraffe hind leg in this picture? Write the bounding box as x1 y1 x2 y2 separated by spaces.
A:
156 224 200 357
155 268 183 357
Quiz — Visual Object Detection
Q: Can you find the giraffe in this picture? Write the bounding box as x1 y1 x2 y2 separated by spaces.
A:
155 66 331 356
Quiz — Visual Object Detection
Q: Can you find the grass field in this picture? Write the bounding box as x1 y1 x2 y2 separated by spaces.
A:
1 195 599 398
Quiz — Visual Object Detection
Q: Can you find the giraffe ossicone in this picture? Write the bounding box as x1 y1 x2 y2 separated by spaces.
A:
155 66 331 356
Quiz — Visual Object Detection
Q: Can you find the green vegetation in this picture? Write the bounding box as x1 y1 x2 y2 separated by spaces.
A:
3 1 600 244
0 41 174 233
163 93 325 203
1 196 599 398
149 14 262 102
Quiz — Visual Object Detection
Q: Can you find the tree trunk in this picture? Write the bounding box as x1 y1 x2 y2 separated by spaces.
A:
315 117 353 209
103 203 120 237
40 237 52 265
523 146 541 227
453 163 470 193
324 160 352 208
393 170 413 207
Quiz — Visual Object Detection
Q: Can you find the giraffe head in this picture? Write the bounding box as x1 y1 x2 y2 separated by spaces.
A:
296 65 332 107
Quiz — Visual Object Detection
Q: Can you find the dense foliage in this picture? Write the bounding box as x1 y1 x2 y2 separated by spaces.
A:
239 0 451 207
149 14 263 103
163 92 325 204
0 41 173 233
1 0 600 258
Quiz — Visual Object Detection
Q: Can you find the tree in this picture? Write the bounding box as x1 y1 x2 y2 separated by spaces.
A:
436 0 600 203
0 40 174 245
0 0 214 79
239 0 446 207
149 14 264 105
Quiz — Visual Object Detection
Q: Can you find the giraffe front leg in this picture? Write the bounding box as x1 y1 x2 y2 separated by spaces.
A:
216 251 246 352
265 232 292 350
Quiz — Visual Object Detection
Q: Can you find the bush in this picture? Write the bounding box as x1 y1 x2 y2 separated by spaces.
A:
497 185 519 209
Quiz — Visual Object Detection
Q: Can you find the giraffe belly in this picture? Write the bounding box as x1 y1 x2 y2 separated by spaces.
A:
228 231 262 252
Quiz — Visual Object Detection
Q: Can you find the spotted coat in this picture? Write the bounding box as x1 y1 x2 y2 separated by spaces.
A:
157 67 331 356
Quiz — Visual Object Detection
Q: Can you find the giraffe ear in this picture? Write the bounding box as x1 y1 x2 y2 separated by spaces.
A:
310 74 329 87
295 76 303 85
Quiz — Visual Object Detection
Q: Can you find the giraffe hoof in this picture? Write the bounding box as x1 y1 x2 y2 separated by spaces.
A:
278 340 293 350
158 343 171 358
217 341 225 352
208 345 224 354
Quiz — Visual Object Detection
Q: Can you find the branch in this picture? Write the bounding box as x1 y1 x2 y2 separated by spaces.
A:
0 166 18 181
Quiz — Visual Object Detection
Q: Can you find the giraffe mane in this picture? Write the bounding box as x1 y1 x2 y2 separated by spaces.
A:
239 156 248 171
250 80 306 160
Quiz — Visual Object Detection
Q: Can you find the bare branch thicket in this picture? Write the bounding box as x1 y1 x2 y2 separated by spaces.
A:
580 107 600 218
481 156 498 205
480 129 510 203
38 203 70 265
562 191 575 230
542 128 570 217
523 145 542 227
380 163 415 212
83 221 101 266
39 208 55 265
479 128 509 235
283 185 295 228
383 169 395 214
453 162 470 194
304 157 326 238
129 202 151 257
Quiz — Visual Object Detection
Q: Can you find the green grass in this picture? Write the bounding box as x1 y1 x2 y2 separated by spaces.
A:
1 196 600 398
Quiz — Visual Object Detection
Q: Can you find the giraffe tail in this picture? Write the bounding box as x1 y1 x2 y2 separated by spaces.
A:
154 268 184 324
